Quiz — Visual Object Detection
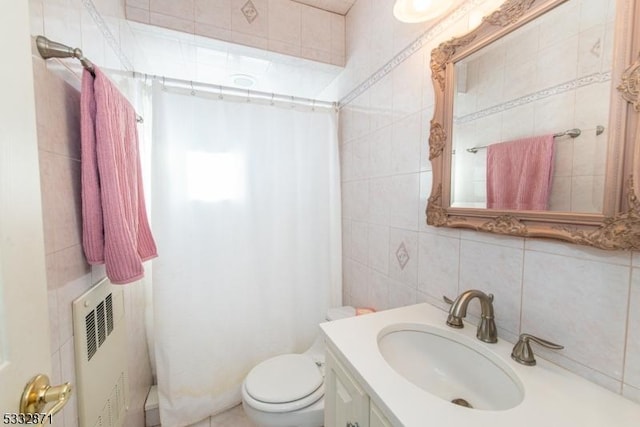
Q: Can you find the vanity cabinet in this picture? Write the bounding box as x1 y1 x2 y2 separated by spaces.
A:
369 403 393 427
325 347 392 427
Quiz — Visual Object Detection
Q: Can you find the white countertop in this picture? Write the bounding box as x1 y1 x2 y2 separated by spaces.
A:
320 303 640 427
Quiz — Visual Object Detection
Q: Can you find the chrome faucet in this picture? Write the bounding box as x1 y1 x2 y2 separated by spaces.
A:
444 290 498 343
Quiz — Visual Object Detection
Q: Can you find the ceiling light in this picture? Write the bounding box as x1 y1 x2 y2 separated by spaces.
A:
230 74 256 88
393 0 453 23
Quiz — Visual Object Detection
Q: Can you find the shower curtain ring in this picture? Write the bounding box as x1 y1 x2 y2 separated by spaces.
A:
190 81 195 96
290 96 295 109
219 85 223 100
246 89 250 103
270 93 275 106
162 76 166 91
312 99 316 111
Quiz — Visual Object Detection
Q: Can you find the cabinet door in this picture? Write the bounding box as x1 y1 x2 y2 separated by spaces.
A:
325 348 369 427
370 401 393 427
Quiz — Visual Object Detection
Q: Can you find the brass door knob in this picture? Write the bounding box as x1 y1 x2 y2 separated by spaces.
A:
20 374 72 426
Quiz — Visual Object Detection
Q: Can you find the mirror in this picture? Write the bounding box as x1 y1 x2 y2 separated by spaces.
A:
451 0 613 212
427 0 640 249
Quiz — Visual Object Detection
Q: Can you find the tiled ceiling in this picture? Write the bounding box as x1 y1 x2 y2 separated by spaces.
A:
128 22 343 101
291 0 356 15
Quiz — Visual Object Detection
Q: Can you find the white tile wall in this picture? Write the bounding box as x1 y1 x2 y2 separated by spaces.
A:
338 0 640 404
522 250 629 378
126 0 346 66
368 224 390 274
30 2 153 426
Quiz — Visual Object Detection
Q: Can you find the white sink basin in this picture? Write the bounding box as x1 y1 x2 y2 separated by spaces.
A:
322 304 640 426
377 323 524 411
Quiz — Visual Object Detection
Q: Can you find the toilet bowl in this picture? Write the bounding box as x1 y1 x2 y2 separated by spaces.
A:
241 306 356 427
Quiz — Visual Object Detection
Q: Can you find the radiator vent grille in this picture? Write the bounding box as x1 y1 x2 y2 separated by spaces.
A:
73 279 128 427
86 311 97 361
97 300 106 346
84 293 116 361
106 294 114 335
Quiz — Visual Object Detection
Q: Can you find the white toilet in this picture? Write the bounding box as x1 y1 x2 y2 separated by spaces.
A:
241 306 356 427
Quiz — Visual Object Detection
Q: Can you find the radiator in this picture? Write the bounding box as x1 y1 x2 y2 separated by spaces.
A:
72 277 129 427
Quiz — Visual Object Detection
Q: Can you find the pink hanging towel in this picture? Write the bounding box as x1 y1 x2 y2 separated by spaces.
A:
80 67 157 284
486 135 555 211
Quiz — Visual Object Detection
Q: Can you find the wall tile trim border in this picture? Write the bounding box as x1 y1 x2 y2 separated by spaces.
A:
454 71 612 124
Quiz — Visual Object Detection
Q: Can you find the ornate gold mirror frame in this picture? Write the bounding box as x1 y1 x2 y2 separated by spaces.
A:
427 0 640 250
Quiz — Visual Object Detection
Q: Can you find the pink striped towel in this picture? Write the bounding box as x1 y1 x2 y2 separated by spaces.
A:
81 67 157 284
486 135 555 211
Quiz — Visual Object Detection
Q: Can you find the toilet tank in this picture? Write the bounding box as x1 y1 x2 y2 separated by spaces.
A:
326 306 356 321
305 307 356 362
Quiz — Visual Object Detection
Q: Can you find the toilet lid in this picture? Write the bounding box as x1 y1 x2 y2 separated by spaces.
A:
245 354 323 404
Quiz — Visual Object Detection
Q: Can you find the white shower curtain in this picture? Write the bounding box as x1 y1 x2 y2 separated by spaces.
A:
151 85 342 426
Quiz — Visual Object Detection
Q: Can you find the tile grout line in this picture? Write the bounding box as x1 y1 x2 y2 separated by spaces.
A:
519 240 526 336
619 265 634 392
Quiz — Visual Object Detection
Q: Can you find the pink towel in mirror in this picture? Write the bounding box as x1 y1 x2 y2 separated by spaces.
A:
486 135 555 211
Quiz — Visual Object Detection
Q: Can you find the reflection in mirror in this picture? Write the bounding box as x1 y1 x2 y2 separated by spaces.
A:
450 0 615 213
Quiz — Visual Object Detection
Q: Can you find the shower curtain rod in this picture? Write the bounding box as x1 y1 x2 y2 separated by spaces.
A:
35 35 336 113
36 35 95 73
132 72 338 111
35 35 144 123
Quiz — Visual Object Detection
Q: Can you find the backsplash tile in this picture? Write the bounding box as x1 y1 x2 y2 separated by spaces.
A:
522 250 629 379
417 232 459 304
459 239 523 336
525 238 631 265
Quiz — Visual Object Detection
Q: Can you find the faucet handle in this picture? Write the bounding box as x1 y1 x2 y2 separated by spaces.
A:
511 333 564 366
443 293 494 305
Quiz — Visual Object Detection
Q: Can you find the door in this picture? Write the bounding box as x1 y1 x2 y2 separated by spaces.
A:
0 0 54 417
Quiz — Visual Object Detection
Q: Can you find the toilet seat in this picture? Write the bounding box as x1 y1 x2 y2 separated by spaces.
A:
243 354 325 413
